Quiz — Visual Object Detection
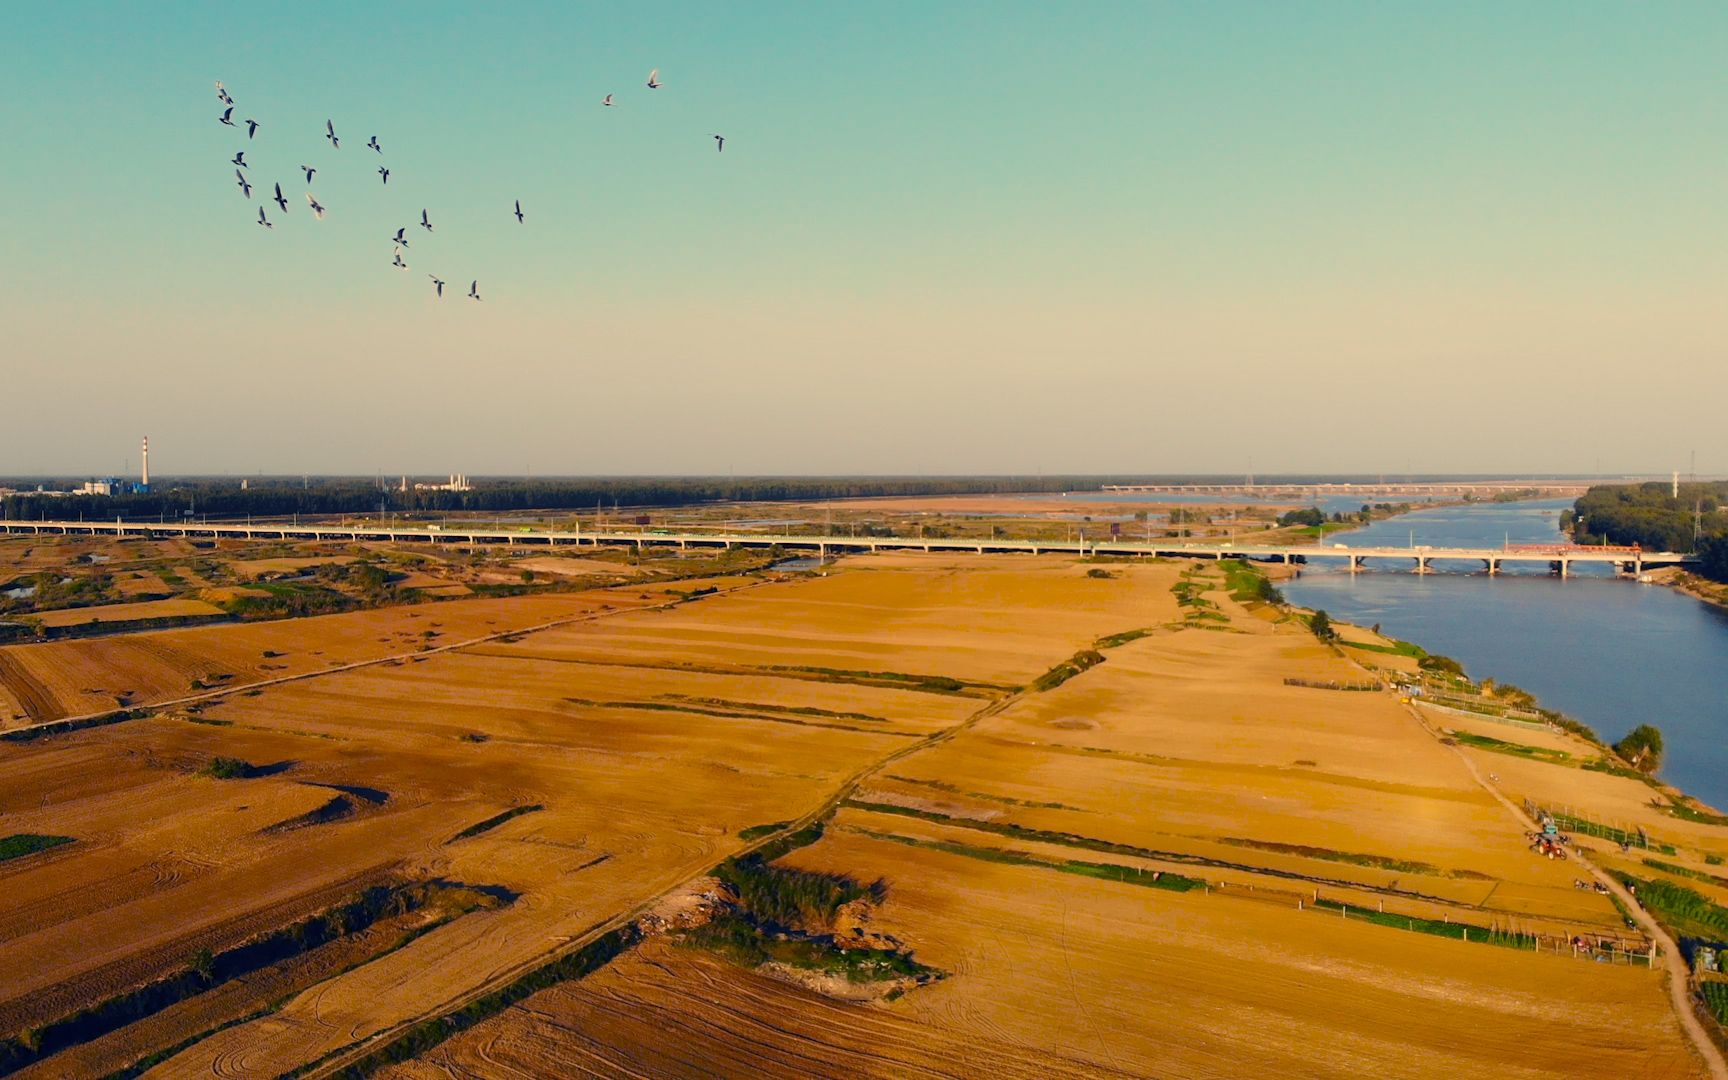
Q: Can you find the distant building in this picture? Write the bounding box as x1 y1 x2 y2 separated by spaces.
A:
76 478 124 496
414 474 472 493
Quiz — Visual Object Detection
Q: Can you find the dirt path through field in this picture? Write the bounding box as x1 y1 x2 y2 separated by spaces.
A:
1352 649 1728 1080
1425 709 1728 1080
298 659 1048 1077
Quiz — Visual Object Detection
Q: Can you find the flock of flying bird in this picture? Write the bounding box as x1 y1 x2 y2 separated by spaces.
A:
216 71 721 301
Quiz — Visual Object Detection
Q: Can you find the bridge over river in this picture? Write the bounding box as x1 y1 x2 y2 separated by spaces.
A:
0 519 1694 577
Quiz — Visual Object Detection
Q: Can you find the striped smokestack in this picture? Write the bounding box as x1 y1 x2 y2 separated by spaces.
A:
142 436 149 489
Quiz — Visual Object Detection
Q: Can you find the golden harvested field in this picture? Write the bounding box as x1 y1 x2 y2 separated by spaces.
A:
0 543 1718 1078
29 597 225 628
0 587 670 726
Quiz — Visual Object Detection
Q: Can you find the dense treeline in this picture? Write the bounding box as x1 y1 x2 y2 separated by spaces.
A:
0 474 1492 522
1568 482 1728 581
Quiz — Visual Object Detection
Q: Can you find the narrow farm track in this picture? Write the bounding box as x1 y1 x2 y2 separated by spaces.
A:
1339 643 1728 1080
1428 714 1728 1080
297 659 1053 1078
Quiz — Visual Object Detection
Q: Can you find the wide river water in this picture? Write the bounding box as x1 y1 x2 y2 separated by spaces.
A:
1281 499 1728 810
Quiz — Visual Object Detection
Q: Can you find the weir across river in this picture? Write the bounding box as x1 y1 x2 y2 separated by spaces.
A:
0 519 1694 577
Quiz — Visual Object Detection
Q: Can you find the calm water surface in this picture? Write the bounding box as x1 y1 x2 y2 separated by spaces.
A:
1282 500 1728 809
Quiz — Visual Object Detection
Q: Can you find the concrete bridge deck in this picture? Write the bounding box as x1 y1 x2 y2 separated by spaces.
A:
0 519 1694 576
1101 481 1595 498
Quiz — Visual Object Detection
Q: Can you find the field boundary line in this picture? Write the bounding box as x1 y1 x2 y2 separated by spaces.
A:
0 579 771 742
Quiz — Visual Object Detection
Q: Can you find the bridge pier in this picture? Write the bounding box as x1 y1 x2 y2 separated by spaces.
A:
1415 556 1431 575
1347 555 1363 573
1484 557 1499 576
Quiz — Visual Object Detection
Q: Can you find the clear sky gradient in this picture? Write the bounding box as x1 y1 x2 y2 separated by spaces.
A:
5 2 1724 476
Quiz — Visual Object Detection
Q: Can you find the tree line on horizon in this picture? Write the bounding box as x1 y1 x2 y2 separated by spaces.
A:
0 475 1176 522
1566 482 1728 582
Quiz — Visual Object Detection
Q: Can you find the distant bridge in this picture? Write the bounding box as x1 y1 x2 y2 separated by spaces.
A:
0 519 1694 577
1100 481 1598 498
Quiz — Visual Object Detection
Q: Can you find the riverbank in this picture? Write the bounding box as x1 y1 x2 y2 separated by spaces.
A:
1647 566 1728 615
1283 498 1728 816
1295 590 1728 1070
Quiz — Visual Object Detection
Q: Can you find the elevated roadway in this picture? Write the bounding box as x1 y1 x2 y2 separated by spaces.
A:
0 519 1693 576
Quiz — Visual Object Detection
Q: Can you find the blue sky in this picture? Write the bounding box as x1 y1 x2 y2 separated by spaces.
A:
4 3 1725 476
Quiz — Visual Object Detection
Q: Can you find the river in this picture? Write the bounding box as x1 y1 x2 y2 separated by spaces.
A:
1281 499 1728 810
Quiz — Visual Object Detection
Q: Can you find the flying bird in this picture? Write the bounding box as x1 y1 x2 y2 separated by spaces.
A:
257 207 272 229
602 93 614 107
392 227 410 247
245 118 259 139
235 170 252 199
378 166 390 184
392 247 407 269
231 151 247 168
272 182 288 213
301 164 316 183
219 106 236 127
429 275 445 297
325 119 340 148
468 280 481 301
367 135 382 153
513 199 524 224
712 134 724 153
306 193 326 220
646 69 661 89
420 209 432 232
215 80 232 105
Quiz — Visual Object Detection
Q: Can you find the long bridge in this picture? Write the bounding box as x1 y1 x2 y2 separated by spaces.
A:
1101 481 1600 498
0 519 1694 577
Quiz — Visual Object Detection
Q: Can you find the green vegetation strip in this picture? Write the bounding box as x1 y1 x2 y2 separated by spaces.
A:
656 694 888 724
884 775 1080 811
763 665 1004 695
1216 837 1488 880
0 883 493 1074
1643 858 1728 889
1339 638 1426 658
1029 649 1105 692
1703 981 1728 1026
855 827 1202 893
1446 731 1571 765
1308 899 1537 950
1094 627 1156 649
562 697 914 736
449 804 543 843
315 925 640 1079
1612 873 1728 941
0 833 73 863
843 801 1469 906
737 820 791 841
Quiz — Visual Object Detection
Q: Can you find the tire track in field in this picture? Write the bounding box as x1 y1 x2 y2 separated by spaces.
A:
0 648 62 723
